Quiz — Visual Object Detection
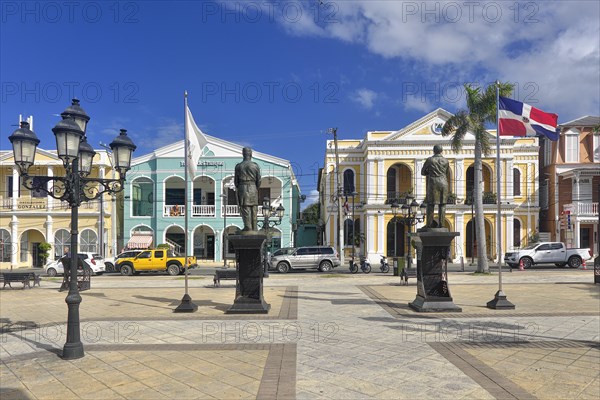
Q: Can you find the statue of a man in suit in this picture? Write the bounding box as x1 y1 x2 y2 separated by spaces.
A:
421 144 449 228
234 147 261 233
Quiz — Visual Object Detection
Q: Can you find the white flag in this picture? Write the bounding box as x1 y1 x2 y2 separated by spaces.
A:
185 105 208 178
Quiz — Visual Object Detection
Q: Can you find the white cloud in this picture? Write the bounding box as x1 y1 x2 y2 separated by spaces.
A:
352 88 377 109
272 1 600 118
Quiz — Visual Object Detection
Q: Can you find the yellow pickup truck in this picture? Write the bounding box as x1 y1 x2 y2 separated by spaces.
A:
116 249 197 276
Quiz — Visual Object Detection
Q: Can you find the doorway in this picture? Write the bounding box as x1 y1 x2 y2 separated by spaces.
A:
207 235 215 259
32 242 44 268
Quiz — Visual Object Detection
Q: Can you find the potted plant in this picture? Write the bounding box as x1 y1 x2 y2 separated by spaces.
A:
38 242 52 265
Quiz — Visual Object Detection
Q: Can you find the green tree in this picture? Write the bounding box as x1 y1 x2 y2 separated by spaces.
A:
442 82 514 273
38 242 52 265
301 203 319 224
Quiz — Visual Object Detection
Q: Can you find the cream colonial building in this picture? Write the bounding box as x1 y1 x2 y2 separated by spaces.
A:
0 141 117 269
319 109 540 265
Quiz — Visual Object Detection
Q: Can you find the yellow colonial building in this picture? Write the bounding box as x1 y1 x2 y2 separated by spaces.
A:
0 147 118 269
319 109 540 265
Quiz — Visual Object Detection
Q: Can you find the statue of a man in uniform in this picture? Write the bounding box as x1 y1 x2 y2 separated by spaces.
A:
234 147 261 233
421 144 449 228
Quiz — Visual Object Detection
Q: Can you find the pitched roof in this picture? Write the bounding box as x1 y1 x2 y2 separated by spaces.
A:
559 115 600 128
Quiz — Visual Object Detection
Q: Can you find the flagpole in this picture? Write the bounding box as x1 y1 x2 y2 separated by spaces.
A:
175 90 198 312
487 81 515 310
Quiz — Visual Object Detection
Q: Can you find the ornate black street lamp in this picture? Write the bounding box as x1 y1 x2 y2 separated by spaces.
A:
259 197 285 278
400 197 427 270
8 99 136 360
391 196 426 278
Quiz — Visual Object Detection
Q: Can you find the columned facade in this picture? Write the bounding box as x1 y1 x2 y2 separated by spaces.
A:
0 149 115 269
123 136 300 262
319 108 539 264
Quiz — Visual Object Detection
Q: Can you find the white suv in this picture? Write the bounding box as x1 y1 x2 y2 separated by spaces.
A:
45 252 105 276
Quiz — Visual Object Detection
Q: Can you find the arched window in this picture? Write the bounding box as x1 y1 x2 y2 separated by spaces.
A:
343 169 355 195
513 168 521 196
514 219 521 248
0 229 11 262
54 229 70 259
132 178 153 216
344 219 354 246
80 230 98 253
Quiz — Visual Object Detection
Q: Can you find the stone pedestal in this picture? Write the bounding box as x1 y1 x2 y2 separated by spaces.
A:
409 229 462 312
226 234 271 314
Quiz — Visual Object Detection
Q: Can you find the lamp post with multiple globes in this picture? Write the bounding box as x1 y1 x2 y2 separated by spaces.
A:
8 99 136 360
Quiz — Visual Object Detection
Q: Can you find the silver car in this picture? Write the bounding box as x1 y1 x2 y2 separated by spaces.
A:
270 246 340 273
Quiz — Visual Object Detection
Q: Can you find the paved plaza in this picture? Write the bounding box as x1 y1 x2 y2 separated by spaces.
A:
1 268 599 399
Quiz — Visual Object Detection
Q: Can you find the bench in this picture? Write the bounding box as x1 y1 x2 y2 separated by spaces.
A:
400 267 417 285
213 269 237 287
2 272 41 289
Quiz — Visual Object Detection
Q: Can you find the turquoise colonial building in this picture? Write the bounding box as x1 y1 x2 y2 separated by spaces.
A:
122 135 300 262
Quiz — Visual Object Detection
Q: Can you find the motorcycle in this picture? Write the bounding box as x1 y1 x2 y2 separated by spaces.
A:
350 256 371 274
379 256 390 273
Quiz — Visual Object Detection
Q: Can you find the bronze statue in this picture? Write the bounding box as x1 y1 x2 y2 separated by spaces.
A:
421 144 449 228
234 147 261 233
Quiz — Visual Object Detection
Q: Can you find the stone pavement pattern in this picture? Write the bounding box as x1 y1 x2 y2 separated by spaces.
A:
1 269 599 399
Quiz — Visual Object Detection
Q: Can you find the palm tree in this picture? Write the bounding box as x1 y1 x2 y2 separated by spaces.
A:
442 82 514 273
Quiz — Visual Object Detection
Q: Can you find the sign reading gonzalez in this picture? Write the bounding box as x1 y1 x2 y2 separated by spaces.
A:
498 96 558 141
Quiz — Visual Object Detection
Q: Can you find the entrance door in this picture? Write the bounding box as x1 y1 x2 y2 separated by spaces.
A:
32 242 43 268
207 235 215 259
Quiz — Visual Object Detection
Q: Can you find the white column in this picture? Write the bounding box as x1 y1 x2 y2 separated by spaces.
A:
415 159 424 200
366 160 374 203
455 213 464 260
367 214 375 255
456 159 465 201
574 220 581 248
46 166 54 210
377 212 385 254
45 216 53 259
377 159 385 204
506 159 514 201
573 172 580 247
507 213 514 250
10 217 18 268
12 167 18 210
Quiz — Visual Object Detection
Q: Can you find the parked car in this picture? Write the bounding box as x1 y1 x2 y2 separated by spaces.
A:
44 252 106 276
104 250 144 273
504 242 592 268
270 246 341 273
116 249 197 276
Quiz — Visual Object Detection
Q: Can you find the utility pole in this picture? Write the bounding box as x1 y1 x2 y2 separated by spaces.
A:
328 128 344 266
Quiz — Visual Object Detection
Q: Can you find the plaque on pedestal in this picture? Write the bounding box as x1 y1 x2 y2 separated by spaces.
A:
409 228 462 312
226 234 271 314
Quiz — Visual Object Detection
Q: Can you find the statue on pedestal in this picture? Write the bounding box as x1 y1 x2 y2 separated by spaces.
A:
234 147 261 233
421 144 449 229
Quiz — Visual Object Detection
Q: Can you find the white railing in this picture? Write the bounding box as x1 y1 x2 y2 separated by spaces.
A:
578 202 598 215
1 198 12 209
192 205 215 217
164 204 185 217
222 205 239 216
564 202 599 216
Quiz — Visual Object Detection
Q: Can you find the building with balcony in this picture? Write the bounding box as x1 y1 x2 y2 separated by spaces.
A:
318 108 540 264
1 133 117 269
540 115 599 254
122 135 300 262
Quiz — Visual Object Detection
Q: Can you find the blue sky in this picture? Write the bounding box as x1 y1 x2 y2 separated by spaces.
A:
2 1 599 206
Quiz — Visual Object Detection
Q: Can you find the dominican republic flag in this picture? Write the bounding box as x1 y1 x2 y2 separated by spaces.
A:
499 96 559 141
343 199 350 216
